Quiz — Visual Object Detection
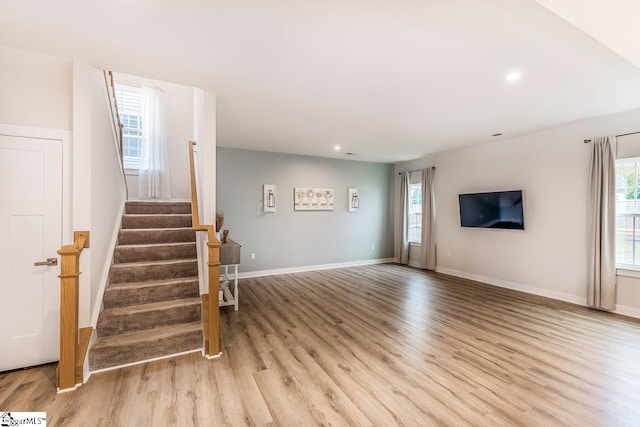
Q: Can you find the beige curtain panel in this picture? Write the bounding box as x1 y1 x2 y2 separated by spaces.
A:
587 136 617 311
420 168 436 270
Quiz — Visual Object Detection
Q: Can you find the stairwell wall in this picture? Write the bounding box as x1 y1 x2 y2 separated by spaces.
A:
73 62 128 327
114 73 194 200
89 68 126 319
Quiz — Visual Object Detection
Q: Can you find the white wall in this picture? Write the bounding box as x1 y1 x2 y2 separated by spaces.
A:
72 60 93 325
114 73 194 200
395 108 640 318
0 45 73 130
89 69 126 321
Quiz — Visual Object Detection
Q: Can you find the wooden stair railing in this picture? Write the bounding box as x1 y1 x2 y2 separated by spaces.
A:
56 230 92 392
188 141 222 357
103 70 129 200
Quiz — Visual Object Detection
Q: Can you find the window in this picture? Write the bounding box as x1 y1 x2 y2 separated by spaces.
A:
615 158 640 267
114 85 144 170
409 183 422 243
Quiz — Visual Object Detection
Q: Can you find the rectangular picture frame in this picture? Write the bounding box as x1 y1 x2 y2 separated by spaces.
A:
294 187 334 210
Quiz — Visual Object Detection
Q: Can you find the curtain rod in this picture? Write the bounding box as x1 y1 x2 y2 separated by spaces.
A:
398 167 436 175
583 131 640 143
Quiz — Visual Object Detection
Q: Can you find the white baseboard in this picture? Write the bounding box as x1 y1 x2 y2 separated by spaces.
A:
205 352 222 360
435 267 640 320
238 258 396 279
435 266 586 305
83 329 97 384
90 198 126 328
57 383 81 394
614 304 640 319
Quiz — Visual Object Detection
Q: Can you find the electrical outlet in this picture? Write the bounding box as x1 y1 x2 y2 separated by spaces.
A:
371 244 375 250
447 250 452 257
250 252 256 260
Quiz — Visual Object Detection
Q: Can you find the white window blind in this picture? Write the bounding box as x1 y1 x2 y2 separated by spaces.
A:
114 84 144 170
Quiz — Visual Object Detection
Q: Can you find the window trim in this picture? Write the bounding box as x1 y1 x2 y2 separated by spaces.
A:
114 84 144 171
615 156 640 271
617 267 640 278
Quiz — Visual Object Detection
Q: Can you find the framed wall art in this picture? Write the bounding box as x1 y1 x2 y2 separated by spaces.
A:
294 188 334 210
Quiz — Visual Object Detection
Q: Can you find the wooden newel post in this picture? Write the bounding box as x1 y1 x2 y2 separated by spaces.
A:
57 244 81 390
207 239 222 356
56 232 89 391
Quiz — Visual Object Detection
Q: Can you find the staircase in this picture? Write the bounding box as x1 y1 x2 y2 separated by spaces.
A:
89 201 203 371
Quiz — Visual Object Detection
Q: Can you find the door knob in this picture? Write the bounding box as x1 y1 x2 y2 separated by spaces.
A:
34 257 58 267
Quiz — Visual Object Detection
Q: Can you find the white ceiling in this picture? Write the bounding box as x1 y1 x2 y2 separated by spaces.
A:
1 0 640 163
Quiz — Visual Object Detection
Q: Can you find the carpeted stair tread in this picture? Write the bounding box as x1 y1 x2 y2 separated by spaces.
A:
106 275 199 289
125 201 192 215
118 228 196 245
122 214 192 229
89 322 203 371
114 242 196 263
103 277 199 309
109 258 198 284
117 242 196 248
97 297 202 337
91 199 203 372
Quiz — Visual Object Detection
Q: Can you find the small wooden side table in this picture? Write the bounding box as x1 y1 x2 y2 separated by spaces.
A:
219 239 241 311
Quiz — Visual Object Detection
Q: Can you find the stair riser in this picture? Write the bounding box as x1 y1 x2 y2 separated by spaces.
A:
103 281 200 309
114 244 197 263
125 202 191 215
97 303 202 337
118 229 196 245
89 329 202 371
109 261 198 284
122 215 192 229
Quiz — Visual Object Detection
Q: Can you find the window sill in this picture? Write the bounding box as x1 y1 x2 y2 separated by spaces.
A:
124 169 139 176
616 266 640 279
409 242 421 247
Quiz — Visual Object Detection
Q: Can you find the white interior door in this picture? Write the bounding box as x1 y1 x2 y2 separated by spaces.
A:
0 134 62 371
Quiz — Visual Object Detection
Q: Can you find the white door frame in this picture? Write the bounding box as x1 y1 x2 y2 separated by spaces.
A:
0 124 72 242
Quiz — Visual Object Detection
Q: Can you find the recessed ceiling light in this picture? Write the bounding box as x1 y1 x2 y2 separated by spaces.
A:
506 71 521 82
334 145 341 151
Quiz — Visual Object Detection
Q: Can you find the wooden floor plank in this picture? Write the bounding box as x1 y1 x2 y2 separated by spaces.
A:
2 264 640 426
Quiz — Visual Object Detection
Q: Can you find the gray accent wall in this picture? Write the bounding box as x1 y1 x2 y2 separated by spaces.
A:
217 148 394 273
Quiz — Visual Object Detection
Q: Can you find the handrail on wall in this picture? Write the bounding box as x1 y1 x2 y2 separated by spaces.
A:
57 231 92 392
188 141 222 357
103 70 129 200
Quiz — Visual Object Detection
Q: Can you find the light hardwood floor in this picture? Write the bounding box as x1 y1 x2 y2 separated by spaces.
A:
2 264 640 426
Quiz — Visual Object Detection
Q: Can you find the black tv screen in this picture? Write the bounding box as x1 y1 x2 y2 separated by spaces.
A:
459 190 525 230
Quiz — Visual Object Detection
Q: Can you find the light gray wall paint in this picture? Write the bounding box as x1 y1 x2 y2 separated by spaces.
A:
217 148 394 273
393 107 640 315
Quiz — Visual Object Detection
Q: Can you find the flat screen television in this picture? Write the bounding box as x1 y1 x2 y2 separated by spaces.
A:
458 190 525 230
